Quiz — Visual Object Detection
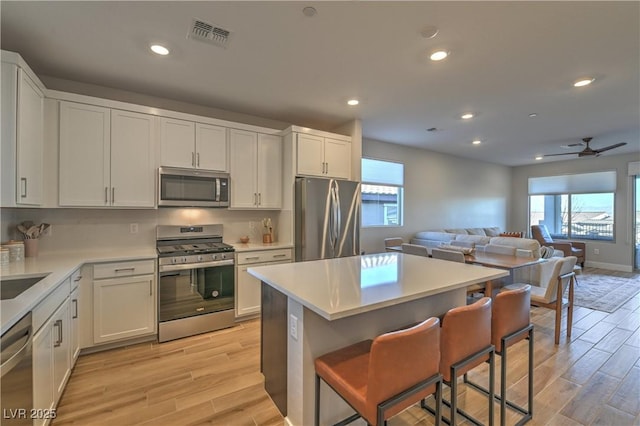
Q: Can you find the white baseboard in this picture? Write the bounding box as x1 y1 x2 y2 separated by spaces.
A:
585 260 633 273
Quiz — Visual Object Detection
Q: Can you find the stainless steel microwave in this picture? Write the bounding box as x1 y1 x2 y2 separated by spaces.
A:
158 167 230 207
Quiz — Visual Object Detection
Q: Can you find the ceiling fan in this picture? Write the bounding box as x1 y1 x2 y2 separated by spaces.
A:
544 137 627 158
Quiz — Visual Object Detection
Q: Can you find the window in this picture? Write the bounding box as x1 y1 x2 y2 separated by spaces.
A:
528 171 616 241
361 158 404 227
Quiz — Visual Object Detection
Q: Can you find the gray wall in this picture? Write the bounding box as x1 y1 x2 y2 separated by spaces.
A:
361 138 512 254
510 153 636 271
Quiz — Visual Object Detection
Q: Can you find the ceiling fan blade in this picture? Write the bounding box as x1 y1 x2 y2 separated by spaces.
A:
543 152 583 157
594 142 627 153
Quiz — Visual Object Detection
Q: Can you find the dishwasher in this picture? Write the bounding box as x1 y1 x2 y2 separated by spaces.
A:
1 312 33 425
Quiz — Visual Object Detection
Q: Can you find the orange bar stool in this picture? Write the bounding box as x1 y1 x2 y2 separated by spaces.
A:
314 317 443 426
423 297 495 426
465 285 533 426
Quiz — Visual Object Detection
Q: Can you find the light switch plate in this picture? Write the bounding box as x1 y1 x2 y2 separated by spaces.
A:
290 314 298 340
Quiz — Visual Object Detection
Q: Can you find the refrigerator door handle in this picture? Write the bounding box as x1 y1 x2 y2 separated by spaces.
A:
334 182 341 251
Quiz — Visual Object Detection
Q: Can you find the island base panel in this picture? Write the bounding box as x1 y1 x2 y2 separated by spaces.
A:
261 281 288 416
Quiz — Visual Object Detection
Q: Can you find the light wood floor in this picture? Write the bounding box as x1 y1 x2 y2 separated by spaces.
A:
53 268 640 426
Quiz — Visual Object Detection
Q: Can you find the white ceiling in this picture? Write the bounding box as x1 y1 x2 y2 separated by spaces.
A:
2 1 639 166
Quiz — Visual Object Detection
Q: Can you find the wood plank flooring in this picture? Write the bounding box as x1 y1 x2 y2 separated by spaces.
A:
53 267 640 425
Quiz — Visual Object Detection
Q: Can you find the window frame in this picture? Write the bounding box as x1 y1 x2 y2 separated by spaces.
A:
361 157 404 228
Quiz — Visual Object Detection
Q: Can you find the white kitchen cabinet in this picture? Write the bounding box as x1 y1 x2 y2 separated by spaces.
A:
93 260 156 344
69 269 82 364
296 133 351 179
160 117 228 171
32 296 70 425
59 101 155 207
0 56 45 207
235 248 292 317
229 129 282 209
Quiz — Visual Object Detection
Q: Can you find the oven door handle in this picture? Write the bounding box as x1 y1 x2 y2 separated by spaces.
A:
0 327 32 379
159 259 235 272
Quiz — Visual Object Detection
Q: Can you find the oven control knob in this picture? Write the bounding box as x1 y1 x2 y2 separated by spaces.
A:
183 257 188 263
211 254 217 261
197 255 203 262
220 253 227 260
172 258 177 264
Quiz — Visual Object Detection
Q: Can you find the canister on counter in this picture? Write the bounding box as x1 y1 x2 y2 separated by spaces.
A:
5 240 24 262
0 247 9 267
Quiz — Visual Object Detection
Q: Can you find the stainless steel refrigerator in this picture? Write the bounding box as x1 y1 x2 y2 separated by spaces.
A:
295 177 361 261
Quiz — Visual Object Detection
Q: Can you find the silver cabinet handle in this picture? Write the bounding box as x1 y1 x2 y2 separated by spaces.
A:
53 319 62 347
72 299 78 319
196 153 200 167
254 193 257 206
149 280 152 296
258 193 262 205
115 267 136 273
73 275 82 282
112 187 115 204
273 254 287 258
192 152 196 167
245 256 260 261
325 162 329 174
20 177 27 198
105 187 108 204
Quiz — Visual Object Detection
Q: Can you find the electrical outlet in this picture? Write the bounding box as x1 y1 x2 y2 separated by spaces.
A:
290 314 298 340
593 248 600 255
129 223 139 234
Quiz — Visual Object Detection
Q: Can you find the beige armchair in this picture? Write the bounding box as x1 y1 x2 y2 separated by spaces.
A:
531 225 585 267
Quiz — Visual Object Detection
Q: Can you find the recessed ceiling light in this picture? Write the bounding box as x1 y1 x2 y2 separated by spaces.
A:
535 155 544 161
302 6 317 17
461 113 474 120
472 140 482 145
573 78 595 87
347 99 359 106
150 44 170 55
430 50 449 61
528 113 538 118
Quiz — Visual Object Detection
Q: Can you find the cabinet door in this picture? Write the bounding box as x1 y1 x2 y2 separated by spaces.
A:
160 118 195 168
196 123 227 171
59 102 111 206
236 264 261 317
69 286 80 365
324 137 351 179
257 134 282 209
52 300 71 403
296 133 325 177
93 275 155 344
110 110 156 207
229 129 258 208
33 321 54 426
16 69 44 205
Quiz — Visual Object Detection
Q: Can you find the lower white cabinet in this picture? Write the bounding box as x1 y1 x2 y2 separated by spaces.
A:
32 294 71 426
69 285 80 364
93 260 156 344
236 248 292 317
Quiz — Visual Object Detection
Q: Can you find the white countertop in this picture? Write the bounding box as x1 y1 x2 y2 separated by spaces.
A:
229 241 293 252
1 248 157 334
248 252 509 320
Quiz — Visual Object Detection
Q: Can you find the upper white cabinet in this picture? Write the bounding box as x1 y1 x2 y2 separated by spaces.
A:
296 132 351 179
229 129 282 209
160 117 228 172
59 101 155 207
0 54 45 207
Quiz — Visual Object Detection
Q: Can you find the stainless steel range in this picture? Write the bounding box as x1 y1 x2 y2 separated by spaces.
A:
156 224 235 342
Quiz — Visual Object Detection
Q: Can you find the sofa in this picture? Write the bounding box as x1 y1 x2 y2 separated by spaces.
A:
410 227 502 249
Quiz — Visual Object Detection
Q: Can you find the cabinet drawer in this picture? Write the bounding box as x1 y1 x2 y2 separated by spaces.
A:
237 249 292 265
93 259 155 279
33 277 70 333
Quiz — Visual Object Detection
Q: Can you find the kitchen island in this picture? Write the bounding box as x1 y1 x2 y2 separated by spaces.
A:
248 252 509 426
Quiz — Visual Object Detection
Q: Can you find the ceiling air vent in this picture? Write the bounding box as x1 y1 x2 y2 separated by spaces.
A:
188 19 231 48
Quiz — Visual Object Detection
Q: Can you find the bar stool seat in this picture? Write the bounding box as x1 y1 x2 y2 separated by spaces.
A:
423 297 495 426
315 317 442 426
465 285 534 426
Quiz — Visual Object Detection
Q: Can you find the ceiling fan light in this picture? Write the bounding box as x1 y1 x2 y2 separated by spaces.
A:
430 50 449 61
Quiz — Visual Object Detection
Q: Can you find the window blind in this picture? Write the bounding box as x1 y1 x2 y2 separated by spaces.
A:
528 171 617 195
361 158 404 185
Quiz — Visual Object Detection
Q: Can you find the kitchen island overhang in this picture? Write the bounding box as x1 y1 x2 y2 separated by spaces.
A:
249 252 509 426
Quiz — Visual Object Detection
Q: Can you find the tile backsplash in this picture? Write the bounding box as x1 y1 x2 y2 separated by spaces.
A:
1 207 282 253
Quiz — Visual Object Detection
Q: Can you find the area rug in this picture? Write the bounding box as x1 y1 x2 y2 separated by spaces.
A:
570 274 640 313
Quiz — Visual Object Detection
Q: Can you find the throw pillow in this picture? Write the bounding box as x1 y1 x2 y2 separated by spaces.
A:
540 246 554 259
